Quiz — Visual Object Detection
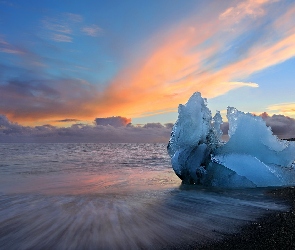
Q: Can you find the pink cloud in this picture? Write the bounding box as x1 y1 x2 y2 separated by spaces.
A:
0 37 25 54
51 34 72 43
81 25 103 37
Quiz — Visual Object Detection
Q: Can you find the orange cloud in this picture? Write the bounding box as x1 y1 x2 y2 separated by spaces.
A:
267 103 295 117
2 0 295 125
89 0 294 119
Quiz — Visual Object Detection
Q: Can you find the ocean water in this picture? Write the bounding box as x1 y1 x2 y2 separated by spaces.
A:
0 143 287 249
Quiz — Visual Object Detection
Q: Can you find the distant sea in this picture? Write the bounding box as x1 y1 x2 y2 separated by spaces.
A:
0 143 287 249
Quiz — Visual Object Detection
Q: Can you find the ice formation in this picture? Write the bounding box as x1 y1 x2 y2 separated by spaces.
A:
167 92 295 187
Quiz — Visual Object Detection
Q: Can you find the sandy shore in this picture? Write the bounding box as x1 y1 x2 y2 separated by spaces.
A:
189 187 295 250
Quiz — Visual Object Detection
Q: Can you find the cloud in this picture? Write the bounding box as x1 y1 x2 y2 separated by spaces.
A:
259 112 295 139
1 111 294 143
267 103 295 117
81 25 103 37
51 34 72 43
0 79 99 124
0 37 8 45
43 19 72 34
0 35 49 70
164 123 174 130
42 13 102 42
220 122 230 135
94 116 131 127
219 0 275 21
42 15 74 42
0 114 171 143
1 0 295 125
0 48 24 54
85 0 295 119
0 114 31 135
226 82 258 88
55 119 81 123
0 114 13 128
0 37 25 54
142 123 165 129
64 13 83 23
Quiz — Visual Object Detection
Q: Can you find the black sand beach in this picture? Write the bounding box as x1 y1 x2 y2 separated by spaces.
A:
192 187 295 250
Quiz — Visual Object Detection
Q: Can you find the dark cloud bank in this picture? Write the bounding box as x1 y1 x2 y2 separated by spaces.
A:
0 115 173 143
0 114 294 143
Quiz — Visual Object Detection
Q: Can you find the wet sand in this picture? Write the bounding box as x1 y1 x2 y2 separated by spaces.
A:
192 187 295 250
1 186 287 250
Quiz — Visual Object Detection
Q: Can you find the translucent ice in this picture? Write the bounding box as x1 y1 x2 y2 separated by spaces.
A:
168 92 295 187
217 107 295 167
167 92 221 184
167 92 213 158
211 154 284 187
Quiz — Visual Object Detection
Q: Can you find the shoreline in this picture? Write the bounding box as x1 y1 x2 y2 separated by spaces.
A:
194 187 295 250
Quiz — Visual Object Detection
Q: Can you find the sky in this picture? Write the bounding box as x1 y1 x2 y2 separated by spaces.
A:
1 0 295 142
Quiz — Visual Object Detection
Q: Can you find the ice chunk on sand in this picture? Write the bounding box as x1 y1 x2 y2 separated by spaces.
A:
167 92 221 184
212 154 284 187
167 92 212 157
218 107 295 167
168 92 295 187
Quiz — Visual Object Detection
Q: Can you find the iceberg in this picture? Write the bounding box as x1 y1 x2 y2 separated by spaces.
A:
167 92 295 187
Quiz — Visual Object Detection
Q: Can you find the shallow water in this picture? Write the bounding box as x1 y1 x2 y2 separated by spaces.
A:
0 143 287 249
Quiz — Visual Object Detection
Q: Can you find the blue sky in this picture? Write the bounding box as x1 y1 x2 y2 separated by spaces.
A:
0 0 295 129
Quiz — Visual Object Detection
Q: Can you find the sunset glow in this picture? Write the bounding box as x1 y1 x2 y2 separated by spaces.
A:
0 0 295 139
